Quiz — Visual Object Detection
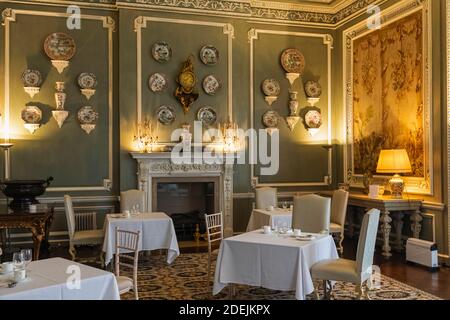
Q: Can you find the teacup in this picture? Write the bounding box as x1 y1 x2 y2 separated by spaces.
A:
0 262 14 274
263 226 271 234
14 268 27 282
123 210 131 218
293 229 302 237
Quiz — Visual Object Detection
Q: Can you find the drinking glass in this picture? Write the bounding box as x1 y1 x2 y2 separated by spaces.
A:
21 249 32 268
12 252 24 270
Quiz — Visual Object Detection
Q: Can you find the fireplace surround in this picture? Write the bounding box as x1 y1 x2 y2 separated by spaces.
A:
131 152 234 237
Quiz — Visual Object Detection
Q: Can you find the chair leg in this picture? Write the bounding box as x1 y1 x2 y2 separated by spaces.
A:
356 283 365 300
207 253 211 290
338 233 344 256
323 280 328 300
134 284 139 300
69 245 76 261
313 281 320 300
99 251 105 269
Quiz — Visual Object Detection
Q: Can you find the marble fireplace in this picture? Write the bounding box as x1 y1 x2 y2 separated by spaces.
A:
131 152 234 237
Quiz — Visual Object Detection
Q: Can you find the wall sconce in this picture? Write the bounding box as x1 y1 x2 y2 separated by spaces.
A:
133 120 159 153
214 118 240 153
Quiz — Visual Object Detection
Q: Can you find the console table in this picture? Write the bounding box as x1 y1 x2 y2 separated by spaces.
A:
0 208 54 260
319 192 423 258
346 194 423 259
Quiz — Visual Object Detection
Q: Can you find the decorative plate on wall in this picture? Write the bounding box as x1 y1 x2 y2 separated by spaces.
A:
149 73 169 92
202 75 221 95
21 70 42 87
157 105 176 125
304 110 323 128
43 33 76 61
304 80 322 98
21 106 42 124
261 79 281 97
262 110 279 128
151 41 172 63
199 45 219 65
78 106 98 124
197 106 217 126
280 48 305 74
78 73 98 89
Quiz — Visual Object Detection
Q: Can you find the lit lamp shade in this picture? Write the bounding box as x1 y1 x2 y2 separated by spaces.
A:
376 149 412 198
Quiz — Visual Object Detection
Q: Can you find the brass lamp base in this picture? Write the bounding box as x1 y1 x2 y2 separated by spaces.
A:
389 174 405 198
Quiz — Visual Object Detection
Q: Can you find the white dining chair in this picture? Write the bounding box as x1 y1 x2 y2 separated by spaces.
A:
311 209 380 300
330 190 349 255
292 194 331 234
115 227 140 300
64 195 104 264
254 187 277 210
205 212 223 290
120 189 146 213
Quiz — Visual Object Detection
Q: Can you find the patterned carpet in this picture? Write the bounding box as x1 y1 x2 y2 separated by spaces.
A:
118 253 440 300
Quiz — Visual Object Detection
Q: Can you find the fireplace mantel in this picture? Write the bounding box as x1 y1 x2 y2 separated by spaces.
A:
130 152 234 236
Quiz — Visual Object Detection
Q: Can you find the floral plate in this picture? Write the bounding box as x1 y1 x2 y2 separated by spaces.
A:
199 45 219 65
262 110 279 128
304 110 322 128
77 106 99 124
78 73 98 89
43 33 76 61
157 105 176 125
21 106 42 124
197 106 217 126
151 41 172 63
261 79 281 96
304 80 322 98
202 75 221 95
149 73 169 92
21 70 42 87
280 48 305 74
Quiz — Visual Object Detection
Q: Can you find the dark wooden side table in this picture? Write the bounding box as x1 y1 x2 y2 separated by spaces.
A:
0 208 54 260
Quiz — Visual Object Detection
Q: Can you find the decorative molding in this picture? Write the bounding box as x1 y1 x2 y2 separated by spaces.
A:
248 28 333 188
134 16 234 134
2 8 115 192
343 0 433 195
447 0 450 259
0 0 389 28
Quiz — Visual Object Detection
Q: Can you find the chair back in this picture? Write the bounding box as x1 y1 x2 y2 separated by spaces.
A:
356 209 380 274
205 212 223 253
120 189 146 212
292 194 331 233
255 187 277 210
330 190 349 228
64 195 76 239
115 228 140 278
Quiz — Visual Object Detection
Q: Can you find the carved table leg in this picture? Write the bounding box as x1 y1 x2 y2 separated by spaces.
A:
380 210 392 259
40 215 54 258
393 212 404 252
30 220 45 261
410 210 423 239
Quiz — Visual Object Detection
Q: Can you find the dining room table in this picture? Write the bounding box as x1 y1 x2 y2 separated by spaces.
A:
246 208 292 232
102 212 180 266
0 257 120 300
213 229 339 300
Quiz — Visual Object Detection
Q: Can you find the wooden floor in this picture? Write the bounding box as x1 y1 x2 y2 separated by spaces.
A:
341 238 450 300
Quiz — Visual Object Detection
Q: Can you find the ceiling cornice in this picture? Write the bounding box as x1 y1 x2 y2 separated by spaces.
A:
0 0 386 28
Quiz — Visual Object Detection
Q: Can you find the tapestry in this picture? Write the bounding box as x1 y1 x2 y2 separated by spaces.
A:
352 10 424 177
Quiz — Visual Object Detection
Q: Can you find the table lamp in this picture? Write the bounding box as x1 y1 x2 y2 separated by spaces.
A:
376 149 412 198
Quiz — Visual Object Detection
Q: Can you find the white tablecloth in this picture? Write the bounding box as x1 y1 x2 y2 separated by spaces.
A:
213 230 338 300
246 209 292 231
102 212 180 266
0 258 119 300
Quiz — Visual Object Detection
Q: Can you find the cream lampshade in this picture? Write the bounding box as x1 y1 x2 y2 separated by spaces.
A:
376 149 412 198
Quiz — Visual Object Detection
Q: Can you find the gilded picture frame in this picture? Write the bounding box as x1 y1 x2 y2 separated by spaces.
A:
343 0 432 195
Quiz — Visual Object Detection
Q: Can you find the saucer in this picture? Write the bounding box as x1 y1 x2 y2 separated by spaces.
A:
296 235 316 241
